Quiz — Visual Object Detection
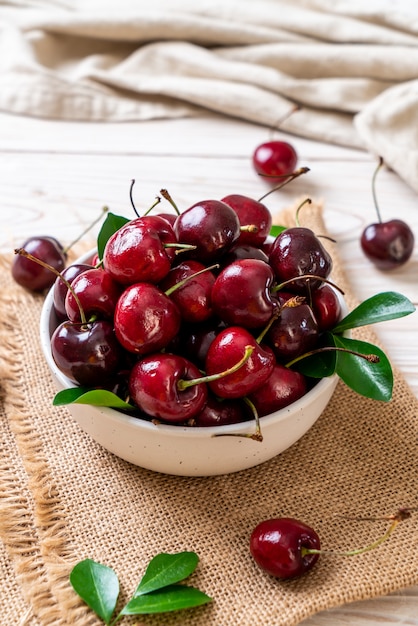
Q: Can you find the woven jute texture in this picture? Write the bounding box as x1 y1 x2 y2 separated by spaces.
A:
1 201 417 626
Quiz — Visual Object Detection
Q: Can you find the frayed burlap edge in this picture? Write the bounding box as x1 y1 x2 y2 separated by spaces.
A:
0 256 99 625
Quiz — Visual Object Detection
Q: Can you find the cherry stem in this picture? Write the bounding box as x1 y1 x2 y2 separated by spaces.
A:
301 507 412 558
164 263 219 297
160 188 181 215
255 296 304 345
257 167 310 202
14 248 87 324
142 196 162 217
129 179 140 217
272 274 345 295
295 197 312 227
240 224 258 234
372 157 384 224
163 242 197 256
177 345 254 391
285 346 380 369
63 206 109 254
214 396 263 442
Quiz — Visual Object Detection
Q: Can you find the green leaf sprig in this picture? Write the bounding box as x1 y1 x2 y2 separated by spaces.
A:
288 291 415 401
69 551 212 624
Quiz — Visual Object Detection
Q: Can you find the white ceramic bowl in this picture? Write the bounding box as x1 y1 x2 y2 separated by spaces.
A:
39 255 342 477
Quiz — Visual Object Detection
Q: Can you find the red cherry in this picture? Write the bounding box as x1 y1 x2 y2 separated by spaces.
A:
12 236 66 292
250 517 320 579
114 283 181 355
205 326 275 398
248 364 307 416
361 220 414 270
311 284 342 332
53 262 93 320
65 267 122 322
211 259 277 329
360 157 414 270
252 140 297 185
128 353 208 423
221 194 272 247
103 217 176 285
51 320 123 387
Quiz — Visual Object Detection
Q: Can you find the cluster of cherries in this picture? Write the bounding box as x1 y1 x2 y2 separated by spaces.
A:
253 133 414 271
16 188 346 433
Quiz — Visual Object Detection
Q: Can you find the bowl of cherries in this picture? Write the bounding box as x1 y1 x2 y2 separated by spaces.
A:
31 191 414 477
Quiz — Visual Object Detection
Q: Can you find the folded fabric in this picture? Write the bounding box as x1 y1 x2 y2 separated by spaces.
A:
1 0 418 191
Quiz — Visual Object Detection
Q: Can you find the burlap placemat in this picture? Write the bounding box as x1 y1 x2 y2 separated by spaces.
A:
1 201 417 626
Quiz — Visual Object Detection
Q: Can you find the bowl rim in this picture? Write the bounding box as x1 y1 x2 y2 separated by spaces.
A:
39 248 340 439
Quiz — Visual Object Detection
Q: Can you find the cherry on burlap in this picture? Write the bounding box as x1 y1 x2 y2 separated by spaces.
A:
1 201 417 626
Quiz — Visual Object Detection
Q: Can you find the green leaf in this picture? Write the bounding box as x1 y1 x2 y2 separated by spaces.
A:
70 559 119 625
121 585 212 615
332 291 415 334
291 348 337 378
53 387 135 410
134 552 199 596
269 224 287 238
332 335 393 401
97 212 130 260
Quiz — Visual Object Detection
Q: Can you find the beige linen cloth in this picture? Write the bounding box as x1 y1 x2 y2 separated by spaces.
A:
1 0 418 191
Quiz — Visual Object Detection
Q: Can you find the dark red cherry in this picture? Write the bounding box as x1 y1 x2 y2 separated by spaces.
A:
12 236 66 292
248 364 308 416
128 353 208 423
360 157 414 271
221 243 269 267
173 199 240 263
221 194 272 246
65 267 122 322
53 263 93 320
51 320 123 387
212 259 277 329
159 260 216 324
192 395 249 427
114 283 181 355
250 517 320 579
269 227 332 293
360 220 414 270
252 140 297 185
267 303 318 361
311 284 342 332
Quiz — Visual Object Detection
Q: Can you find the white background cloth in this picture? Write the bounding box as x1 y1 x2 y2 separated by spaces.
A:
1 0 418 191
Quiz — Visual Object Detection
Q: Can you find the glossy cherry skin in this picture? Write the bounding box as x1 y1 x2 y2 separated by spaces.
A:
212 259 277 329
221 243 270 267
51 320 123 387
269 227 332 293
250 517 320 579
103 216 176 285
360 219 414 270
205 326 275 398
248 364 308 416
65 267 122 322
128 353 208 422
267 303 318 361
12 236 66 292
192 394 249 427
252 140 297 185
221 194 272 247
181 319 227 369
53 262 93 320
311 284 342 332
159 260 216 324
114 283 181 355
173 199 240 263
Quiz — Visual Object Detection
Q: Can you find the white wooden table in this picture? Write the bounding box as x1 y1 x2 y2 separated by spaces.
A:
1 111 417 625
